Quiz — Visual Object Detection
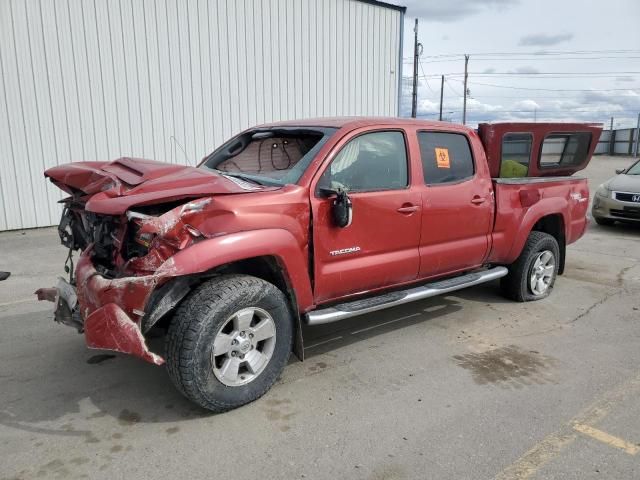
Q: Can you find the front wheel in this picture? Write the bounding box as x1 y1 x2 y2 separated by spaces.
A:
166 275 293 412
501 231 560 302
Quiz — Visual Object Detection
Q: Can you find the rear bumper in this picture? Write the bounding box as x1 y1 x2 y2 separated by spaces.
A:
592 195 640 223
37 249 165 365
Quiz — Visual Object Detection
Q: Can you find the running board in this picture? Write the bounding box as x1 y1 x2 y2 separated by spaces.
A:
305 267 508 326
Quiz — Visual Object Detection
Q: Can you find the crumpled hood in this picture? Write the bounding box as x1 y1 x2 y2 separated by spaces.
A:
45 157 272 215
607 174 640 193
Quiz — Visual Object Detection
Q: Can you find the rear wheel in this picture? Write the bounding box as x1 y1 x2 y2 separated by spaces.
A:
501 231 560 302
166 275 293 412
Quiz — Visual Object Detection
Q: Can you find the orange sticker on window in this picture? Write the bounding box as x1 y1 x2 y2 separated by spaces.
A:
435 147 450 168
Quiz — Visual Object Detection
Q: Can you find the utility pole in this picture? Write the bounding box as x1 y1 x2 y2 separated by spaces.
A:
609 117 615 155
462 54 469 125
634 112 640 157
534 108 537 123
411 19 420 118
439 75 444 121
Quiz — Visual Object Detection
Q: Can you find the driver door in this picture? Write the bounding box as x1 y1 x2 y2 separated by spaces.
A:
310 129 422 304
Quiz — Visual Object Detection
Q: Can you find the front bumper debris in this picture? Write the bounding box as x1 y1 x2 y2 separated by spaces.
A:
36 250 165 365
84 303 164 365
35 277 83 332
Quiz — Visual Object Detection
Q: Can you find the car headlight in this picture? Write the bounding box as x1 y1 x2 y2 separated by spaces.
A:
595 184 611 198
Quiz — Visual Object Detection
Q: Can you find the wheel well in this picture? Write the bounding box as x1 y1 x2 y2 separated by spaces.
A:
209 256 304 360
532 214 566 274
212 256 293 299
147 256 305 360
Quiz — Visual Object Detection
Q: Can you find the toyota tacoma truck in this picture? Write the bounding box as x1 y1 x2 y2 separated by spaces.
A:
37 118 601 411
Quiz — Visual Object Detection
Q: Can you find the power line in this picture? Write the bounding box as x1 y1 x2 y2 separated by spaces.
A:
403 49 640 60
448 78 640 92
459 94 640 99
464 108 639 114
445 78 464 97
467 72 640 78
405 72 640 80
418 57 437 94
403 56 640 64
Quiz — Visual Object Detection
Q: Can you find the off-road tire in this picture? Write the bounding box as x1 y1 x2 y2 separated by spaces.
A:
594 216 614 226
500 231 560 302
165 274 293 412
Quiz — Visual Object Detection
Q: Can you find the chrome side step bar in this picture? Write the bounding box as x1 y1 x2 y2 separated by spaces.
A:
305 266 508 326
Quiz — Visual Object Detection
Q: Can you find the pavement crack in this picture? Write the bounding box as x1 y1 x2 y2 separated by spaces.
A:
569 261 638 325
569 290 618 324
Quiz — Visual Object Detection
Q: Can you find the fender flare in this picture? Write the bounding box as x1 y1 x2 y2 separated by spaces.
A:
157 229 313 360
160 229 312 307
506 198 569 264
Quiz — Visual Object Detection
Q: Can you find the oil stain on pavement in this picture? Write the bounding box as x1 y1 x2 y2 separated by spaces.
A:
453 345 556 388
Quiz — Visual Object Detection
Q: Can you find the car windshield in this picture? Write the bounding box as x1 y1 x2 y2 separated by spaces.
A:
199 127 337 186
626 160 640 175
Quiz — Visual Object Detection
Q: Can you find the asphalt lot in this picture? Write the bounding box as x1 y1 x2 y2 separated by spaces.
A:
1 155 639 480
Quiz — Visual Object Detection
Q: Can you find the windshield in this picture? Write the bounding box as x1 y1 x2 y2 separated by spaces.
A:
199 127 337 186
626 160 640 175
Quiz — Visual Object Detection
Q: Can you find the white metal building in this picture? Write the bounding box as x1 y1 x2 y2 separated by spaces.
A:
0 0 405 231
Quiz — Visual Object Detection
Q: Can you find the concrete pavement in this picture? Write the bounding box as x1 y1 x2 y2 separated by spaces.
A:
1 155 639 480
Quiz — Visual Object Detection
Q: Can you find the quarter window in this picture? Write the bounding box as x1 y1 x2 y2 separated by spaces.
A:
418 132 474 184
319 131 408 192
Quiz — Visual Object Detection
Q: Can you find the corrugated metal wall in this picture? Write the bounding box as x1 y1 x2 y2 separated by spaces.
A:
595 128 640 155
0 0 403 231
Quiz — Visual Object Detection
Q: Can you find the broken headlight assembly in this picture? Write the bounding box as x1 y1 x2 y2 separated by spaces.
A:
125 198 210 254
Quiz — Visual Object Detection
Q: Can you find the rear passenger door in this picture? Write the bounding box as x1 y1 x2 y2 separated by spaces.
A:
417 130 493 278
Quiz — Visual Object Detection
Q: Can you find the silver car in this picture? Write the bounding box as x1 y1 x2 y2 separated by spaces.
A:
592 159 640 225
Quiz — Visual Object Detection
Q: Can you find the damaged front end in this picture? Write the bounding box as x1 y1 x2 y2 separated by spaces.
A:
37 195 215 366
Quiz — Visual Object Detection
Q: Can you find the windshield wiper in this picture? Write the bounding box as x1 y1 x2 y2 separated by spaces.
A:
212 170 266 186
222 172 263 184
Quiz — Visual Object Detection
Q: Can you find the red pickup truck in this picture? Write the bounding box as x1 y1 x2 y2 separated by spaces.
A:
38 117 600 411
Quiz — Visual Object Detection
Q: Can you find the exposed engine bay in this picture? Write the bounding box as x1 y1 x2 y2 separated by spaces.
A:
57 198 190 278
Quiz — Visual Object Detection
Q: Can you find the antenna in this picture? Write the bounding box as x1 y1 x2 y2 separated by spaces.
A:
170 136 191 165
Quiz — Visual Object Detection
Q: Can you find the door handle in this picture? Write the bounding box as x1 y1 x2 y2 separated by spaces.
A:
397 205 419 214
471 196 486 205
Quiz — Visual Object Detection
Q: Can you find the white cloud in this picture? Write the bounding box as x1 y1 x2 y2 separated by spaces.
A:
400 0 519 23
518 33 573 46
513 100 541 110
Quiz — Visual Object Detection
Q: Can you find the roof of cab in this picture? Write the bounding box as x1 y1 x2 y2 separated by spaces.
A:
261 116 470 131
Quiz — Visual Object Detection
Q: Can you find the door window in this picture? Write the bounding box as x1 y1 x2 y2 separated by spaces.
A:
319 131 408 192
418 132 474 185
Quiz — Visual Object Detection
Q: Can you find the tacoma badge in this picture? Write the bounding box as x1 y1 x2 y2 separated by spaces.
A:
330 246 361 256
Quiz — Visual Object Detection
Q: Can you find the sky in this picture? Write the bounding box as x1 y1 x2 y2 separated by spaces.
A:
388 0 640 128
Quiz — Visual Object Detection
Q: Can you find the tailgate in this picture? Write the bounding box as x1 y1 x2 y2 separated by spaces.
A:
478 122 602 178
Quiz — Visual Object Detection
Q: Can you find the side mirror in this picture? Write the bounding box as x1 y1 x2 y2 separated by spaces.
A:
319 187 353 228
615 168 625 174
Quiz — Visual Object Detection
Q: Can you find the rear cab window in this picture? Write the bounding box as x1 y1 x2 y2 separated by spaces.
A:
418 131 475 185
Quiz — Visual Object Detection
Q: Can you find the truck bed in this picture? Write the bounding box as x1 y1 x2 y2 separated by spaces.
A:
488 176 590 266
